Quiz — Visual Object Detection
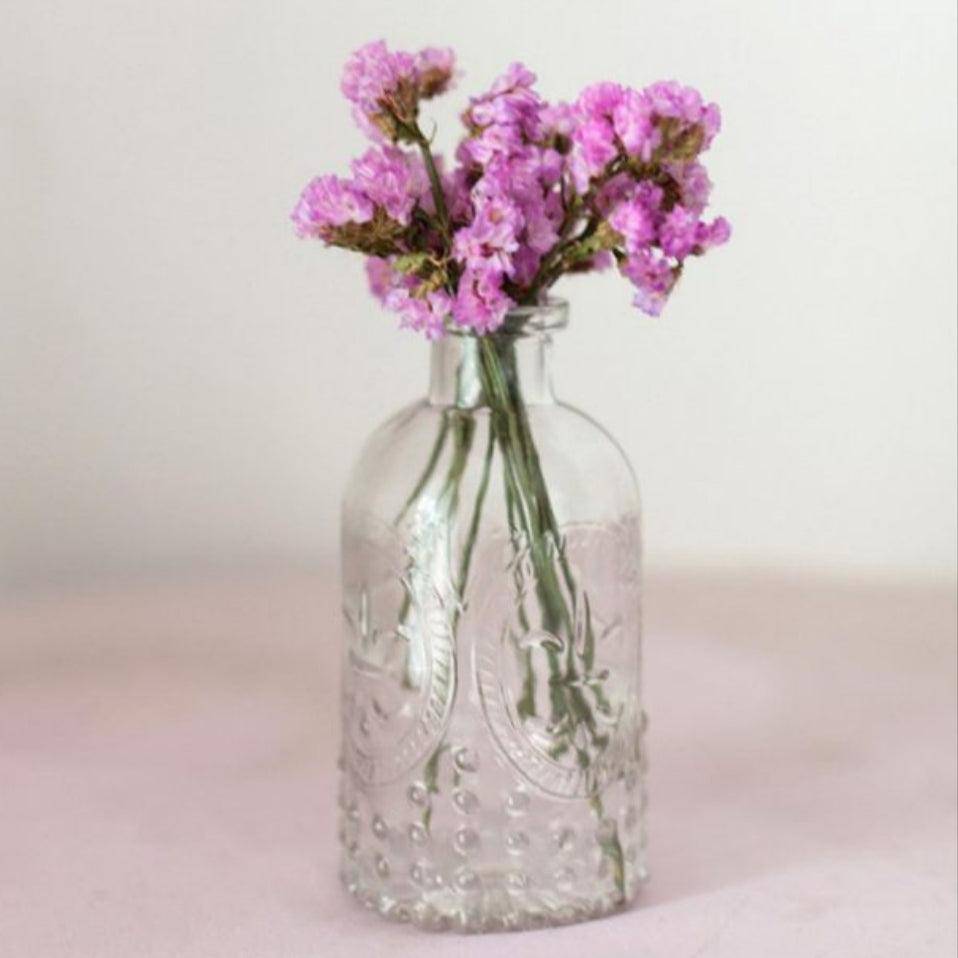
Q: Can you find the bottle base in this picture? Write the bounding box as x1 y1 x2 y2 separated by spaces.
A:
340 863 646 933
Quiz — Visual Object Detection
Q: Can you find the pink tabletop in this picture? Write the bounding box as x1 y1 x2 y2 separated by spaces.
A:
1 571 955 957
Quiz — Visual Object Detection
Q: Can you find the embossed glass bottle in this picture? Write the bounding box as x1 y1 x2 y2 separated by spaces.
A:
339 301 646 931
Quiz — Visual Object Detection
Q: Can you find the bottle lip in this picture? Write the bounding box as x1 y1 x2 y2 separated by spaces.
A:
446 298 569 338
500 298 569 335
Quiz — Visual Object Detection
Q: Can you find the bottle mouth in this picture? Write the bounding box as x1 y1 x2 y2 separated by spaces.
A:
446 298 569 338
499 298 569 336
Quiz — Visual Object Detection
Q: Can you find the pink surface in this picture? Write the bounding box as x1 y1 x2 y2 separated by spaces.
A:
1 571 955 956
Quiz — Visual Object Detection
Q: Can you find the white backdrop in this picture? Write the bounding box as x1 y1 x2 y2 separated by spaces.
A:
2 0 956 587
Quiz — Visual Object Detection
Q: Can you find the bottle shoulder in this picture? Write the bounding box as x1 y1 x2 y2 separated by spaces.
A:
346 398 639 519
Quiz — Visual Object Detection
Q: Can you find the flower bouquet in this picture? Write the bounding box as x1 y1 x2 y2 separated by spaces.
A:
293 41 728 931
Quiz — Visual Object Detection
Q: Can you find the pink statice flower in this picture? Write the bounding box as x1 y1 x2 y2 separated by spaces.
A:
452 193 522 275
645 80 721 147
612 87 656 160
364 256 395 302
461 63 543 155
659 205 731 259
569 82 624 189
414 47 456 98
385 286 453 339
291 175 374 238
350 147 422 225
341 41 456 142
364 256 452 338
340 40 417 140
697 215 731 249
658 205 701 259
297 44 730 334
452 264 514 333
620 250 677 317
667 161 712 215
608 197 657 254
540 100 575 133
442 166 475 225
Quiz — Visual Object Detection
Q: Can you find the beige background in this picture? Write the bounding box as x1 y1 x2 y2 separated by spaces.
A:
2 0 956 588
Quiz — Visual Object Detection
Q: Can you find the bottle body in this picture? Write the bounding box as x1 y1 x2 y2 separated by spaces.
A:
338 314 645 931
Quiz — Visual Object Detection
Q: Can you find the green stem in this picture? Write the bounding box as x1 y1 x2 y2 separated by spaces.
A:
394 417 449 526
476 333 626 902
420 415 492 832
412 130 451 243
521 157 626 303
455 423 495 624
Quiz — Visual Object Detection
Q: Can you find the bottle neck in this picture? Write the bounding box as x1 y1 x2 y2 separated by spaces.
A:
428 331 558 407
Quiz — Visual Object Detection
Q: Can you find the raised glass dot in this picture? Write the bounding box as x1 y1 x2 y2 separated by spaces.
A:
452 746 478 773
374 853 390 878
555 827 576 852
453 826 480 854
505 789 530 816
406 783 428 807
342 835 359 856
407 822 428 846
554 865 576 886
506 870 529 890
410 862 442 889
505 830 529 854
371 814 389 839
454 867 480 891
452 788 479 814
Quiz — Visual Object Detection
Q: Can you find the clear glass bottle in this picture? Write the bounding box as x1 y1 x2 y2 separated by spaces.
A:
338 301 646 931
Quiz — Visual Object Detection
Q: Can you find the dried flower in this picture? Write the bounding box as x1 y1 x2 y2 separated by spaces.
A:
295 43 730 333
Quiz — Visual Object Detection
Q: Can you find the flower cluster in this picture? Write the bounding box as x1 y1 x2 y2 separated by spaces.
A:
293 41 729 335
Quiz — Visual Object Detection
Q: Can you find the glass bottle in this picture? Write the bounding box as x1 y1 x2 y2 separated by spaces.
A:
338 300 646 931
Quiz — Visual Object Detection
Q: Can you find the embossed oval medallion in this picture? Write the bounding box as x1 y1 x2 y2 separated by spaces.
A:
474 520 641 798
341 512 457 786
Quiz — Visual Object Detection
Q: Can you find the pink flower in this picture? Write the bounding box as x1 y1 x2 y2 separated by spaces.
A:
385 286 452 339
576 82 625 120
490 62 537 96
609 198 657 254
571 119 618 184
659 205 700 259
668 161 712 215
540 101 576 141
452 264 513 333
442 166 474 224
452 195 522 275
644 80 722 150
340 41 417 140
660 207 731 259
613 88 656 160
364 256 453 338
414 47 456 98
620 250 676 316
463 63 543 145
365 256 394 302
593 172 637 216
291 175 373 238
297 47 730 333
350 147 421 225
341 41 456 142
697 215 731 249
